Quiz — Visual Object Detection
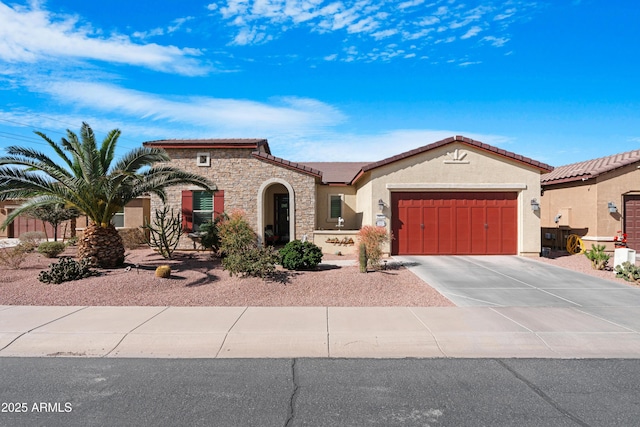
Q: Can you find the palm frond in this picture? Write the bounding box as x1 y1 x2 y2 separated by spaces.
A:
33 131 74 170
99 128 121 173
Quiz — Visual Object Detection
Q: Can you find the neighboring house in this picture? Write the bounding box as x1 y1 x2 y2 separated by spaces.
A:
143 136 552 257
540 149 640 251
0 197 150 240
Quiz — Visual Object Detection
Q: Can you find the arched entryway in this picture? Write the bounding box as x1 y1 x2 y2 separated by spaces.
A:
257 179 295 245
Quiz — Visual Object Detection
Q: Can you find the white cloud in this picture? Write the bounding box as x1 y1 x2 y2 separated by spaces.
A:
26 79 345 136
213 0 540 61
460 26 482 39
372 29 398 40
0 2 209 76
482 35 509 47
398 0 425 10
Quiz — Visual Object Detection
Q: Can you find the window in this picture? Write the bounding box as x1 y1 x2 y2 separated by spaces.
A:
328 194 343 222
112 207 125 228
192 191 213 231
196 152 210 167
182 190 224 233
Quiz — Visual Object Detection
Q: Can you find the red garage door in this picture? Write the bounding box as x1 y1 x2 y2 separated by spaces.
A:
391 192 517 255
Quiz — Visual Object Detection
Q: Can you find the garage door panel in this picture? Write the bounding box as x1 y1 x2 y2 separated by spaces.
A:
470 206 486 254
437 206 454 254
392 192 517 255
422 206 437 254
455 207 471 254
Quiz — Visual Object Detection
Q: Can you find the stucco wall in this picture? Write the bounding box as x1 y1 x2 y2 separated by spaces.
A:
315 185 359 230
124 197 150 229
150 148 317 249
357 142 544 256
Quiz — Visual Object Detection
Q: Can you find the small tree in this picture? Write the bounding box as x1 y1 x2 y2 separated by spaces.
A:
27 203 81 241
143 206 182 259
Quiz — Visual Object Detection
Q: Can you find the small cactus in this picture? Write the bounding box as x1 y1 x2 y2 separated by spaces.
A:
155 265 171 278
359 242 368 273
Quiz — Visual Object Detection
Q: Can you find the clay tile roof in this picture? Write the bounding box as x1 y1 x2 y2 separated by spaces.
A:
359 135 553 176
143 138 271 154
297 162 370 184
541 148 640 185
252 151 322 178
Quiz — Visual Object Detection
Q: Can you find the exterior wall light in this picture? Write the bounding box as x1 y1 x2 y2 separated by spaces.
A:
378 199 385 211
530 198 540 212
608 202 618 213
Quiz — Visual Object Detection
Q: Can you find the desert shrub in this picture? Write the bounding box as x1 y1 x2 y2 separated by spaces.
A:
584 244 610 270
0 244 32 269
155 265 172 278
143 206 182 259
223 246 281 279
198 216 224 252
280 240 323 270
357 226 391 269
38 257 100 284
218 210 257 255
218 210 278 278
37 241 67 258
119 228 148 250
65 236 79 246
614 261 640 283
359 242 368 273
19 231 47 248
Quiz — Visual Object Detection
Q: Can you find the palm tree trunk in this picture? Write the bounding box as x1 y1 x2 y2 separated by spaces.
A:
78 223 125 268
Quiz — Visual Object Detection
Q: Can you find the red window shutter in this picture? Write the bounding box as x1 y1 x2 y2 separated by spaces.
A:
181 190 193 232
214 190 225 217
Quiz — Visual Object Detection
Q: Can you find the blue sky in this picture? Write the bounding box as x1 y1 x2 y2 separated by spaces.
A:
0 0 638 166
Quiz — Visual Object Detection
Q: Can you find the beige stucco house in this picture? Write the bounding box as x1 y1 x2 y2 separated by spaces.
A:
0 197 150 240
143 136 552 257
540 149 640 252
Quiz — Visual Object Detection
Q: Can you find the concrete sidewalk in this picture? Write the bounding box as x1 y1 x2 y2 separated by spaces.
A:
2 305 640 358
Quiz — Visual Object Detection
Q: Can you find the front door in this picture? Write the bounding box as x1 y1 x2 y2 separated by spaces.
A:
274 194 290 244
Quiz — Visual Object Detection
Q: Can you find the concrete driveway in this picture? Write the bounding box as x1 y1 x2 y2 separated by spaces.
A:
395 255 640 329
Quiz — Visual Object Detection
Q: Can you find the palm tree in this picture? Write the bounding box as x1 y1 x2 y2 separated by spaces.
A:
0 122 215 267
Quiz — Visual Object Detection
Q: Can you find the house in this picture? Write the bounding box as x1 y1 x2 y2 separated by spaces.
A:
0 197 150 240
143 136 552 257
540 149 640 252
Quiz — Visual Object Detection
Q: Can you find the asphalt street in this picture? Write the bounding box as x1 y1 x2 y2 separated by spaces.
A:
1 358 639 427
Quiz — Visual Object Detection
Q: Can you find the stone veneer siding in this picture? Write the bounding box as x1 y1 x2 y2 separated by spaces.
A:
150 147 317 250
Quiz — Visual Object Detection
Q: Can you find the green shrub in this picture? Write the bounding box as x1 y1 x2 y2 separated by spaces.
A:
218 210 257 255
198 216 224 252
222 246 281 279
38 257 100 284
614 261 640 283
357 226 391 269
218 210 278 279
584 244 610 270
65 236 79 246
280 240 323 270
37 241 67 258
19 231 47 248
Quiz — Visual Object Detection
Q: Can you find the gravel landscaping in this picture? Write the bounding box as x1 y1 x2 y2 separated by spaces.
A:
1 247 636 307
0 247 454 307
